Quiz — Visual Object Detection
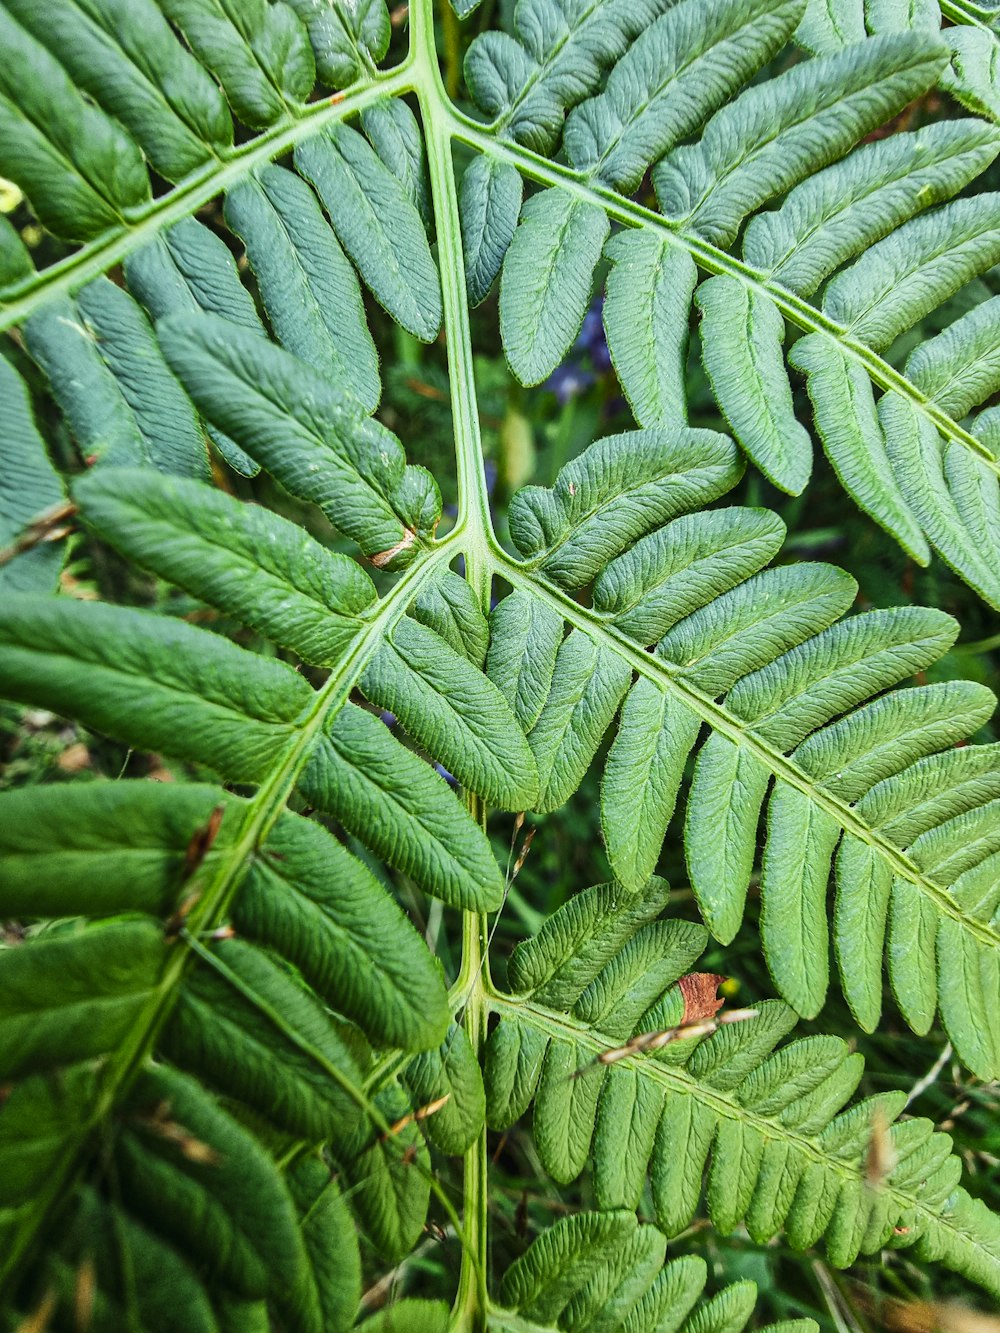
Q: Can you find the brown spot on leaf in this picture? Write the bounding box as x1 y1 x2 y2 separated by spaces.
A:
678 972 726 1026
136 1100 220 1165
0 500 77 571
370 528 417 568
385 1094 450 1139
183 804 225 877
865 1107 896 1188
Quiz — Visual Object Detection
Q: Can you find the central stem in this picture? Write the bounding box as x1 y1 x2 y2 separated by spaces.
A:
413 2 497 1325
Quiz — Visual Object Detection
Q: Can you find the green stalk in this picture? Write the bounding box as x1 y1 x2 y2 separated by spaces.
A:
440 0 463 99
0 69 409 334
414 0 494 1321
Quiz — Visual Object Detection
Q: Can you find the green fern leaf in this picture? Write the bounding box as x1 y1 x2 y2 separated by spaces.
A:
300 701 506 910
158 313 439 567
0 593 312 780
824 192 1000 350
490 440 1000 1071
464 0 676 153
493 1210 819 1333
0 6 149 239
499 188 609 386
117 1064 312 1307
0 919 165 1081
122 216 264 476
25 281 210 477
0 781 240 918
44 1188 219 1333
742 119 1000 295
162 936 367 1141
788 335 930 560
284 0 390 87
412 570 490 666
0 781 450 1053
287 1158 362 1333
460 153 523 307
363 1300 451 1331
295 123 442 341
224 165 381 411
75 467 377 666
0 212 32 288
403 1021 487 1154
507 428 741 585
652 32 947 246
0 358 65 592
602 232 697 428
564 0 802 193
6 1 1000 1322
337 1081 431 1261
361 97 432 226
156 0 314 129
486 590 564 732
696 276 813 493
359 616 540 809
485 887 1000 1298
236 810 451 1051
3 0 233 181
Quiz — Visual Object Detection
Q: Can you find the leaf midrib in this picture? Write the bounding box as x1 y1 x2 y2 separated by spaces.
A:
496 551 1000 957
0 65 409 333
491 990 984 1260
5 23 996 494
0 535 456 1295
449 117 1000 481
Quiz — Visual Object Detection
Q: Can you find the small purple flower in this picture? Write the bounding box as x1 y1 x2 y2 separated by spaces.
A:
544 298 611 402
591 340 612 373
576 306 604 352
545 363 595 405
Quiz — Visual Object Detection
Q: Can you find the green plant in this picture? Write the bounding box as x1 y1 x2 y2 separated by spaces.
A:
3 0 1000 1328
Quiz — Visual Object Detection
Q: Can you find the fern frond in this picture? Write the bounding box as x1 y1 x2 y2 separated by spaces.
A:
224 165 382 411
0 775 464 1321
488 438 1000 1076
2 0 234 181
0 246 561 1306
23 280 212 478
485 882 1000 1300
800 0 1000 125
3 0 1000 1323
491 1210 819 1333
295 123 443 341
463 0 1000 602
464 0 677 154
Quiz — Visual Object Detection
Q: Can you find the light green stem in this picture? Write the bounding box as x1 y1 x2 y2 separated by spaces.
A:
413 0 494 1322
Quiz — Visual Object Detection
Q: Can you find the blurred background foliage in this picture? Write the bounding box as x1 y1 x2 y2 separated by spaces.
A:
2 9 1000 1331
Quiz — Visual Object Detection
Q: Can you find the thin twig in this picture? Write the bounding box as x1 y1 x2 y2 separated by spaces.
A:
905 1042 953 1109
